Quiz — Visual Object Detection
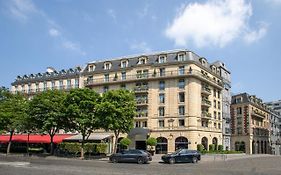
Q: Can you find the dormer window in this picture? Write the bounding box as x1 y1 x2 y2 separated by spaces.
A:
104 62 111 70
200 58 207 66
121 60 128 68
158 55 166 63
88 64 95 72
178 53 186 61
138 57 147 64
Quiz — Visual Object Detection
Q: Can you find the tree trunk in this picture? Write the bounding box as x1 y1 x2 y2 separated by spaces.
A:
27 132 30 155
50 135 54 155
7 130 14 154
80 135 85 159
113 132 119 154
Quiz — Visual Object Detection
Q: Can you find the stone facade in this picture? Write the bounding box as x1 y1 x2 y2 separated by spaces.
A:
11 49 229 154
231 93 271 154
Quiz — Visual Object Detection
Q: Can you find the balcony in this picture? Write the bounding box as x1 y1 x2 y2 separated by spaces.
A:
201 98 211 107
134 86 149 93
136 98 148 106
201 86 211 95
135 112 148 119
201 111 211 119
251 109 266 118
84 69 223 88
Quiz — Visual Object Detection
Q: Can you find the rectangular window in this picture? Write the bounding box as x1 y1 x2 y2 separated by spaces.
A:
88 65 93 72
237 107 242 115
104 74 109 82
36 84 39 92
121 61 127 68
218 91 221 98
159 68 165 77
218 112 221 120
159 120 164 128
159 93 165 104
43 82 47 91
59 80 63 89
143 70 148 78
159 56 166 63
214 100 216 108
105 63 110 70
121 72 126 80
179 92 185 103
159 81 165 90
159 107 165 116
214 111 217 119
214 123 217 128
75 78 79 88
27 84 31 93
178 79 185 89
218 101 221 109
142 121 147 128
103 86 109 93
178 54 185 61
51 81 55 90
135 121 141 128
179 119 185 127
213 89 216 97
178 66 185 75
218 123 221 129
179 106 185 116
67 79 71 88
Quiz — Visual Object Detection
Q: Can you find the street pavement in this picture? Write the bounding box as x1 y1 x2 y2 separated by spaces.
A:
0 153 281 175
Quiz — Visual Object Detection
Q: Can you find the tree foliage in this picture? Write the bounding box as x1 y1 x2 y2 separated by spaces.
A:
28 90 67 154
0 91 28 153
64 88 101 159
120 137 131 148
96 89 136 153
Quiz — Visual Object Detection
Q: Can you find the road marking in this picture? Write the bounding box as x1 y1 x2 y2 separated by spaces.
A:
0 161 30 167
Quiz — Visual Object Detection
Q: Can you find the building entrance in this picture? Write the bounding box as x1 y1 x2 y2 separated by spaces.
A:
135 141 146 150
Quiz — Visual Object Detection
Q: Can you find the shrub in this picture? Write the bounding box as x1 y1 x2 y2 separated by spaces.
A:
209 144 215 152
197 144 204 152
218 145 224 151
146 137 157 146
84 143 95 153
96 143 107 154
120 138 131 148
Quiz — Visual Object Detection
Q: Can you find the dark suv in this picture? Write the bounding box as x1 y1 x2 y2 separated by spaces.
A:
109 149 152 164
161 149 201 164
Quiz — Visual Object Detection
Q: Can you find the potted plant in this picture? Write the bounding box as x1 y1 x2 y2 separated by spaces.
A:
146 137 157 156
120 137 131 150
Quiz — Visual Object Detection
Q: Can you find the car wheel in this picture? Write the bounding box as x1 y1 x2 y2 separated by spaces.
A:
137 157 144 164
169 158 175 164
192 157 198 163
111 157 118 163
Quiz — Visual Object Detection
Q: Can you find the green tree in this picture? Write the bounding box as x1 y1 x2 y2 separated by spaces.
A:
0 91 28 154
97 89 136 153
64 88 101 159
120 137 131 149
28 90 68 155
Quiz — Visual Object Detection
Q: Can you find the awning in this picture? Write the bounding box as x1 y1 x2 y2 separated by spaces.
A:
63 133 113 141
0 134 74 144
128 128 150 137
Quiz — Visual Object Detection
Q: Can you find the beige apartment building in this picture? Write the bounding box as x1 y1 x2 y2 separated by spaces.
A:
11 49 226 154
231 93 271 154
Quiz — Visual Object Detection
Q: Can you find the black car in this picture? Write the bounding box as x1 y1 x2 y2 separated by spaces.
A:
109 149 152 164
161 149 201 164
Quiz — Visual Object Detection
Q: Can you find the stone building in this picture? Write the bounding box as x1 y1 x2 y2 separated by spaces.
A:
231 93 271 154
11 49 230 153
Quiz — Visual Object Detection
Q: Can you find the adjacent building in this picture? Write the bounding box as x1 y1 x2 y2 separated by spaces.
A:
268 109 281 155
231 93 271 154
11 49 230 154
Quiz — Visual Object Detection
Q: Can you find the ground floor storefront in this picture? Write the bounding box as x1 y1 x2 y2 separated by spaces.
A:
231 135 270 154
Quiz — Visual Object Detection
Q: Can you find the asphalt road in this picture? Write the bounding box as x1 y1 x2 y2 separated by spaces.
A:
0 155 281 175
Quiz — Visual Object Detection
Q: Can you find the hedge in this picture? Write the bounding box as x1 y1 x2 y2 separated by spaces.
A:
197 144 204 152
59 142 107 154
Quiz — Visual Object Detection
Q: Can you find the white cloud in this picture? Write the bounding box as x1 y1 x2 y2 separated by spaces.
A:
8 0 37 22
244 23 268 43
62 41 86 56
107 9 116 21
5 0 86 56
165 0 266 48
130 41 151 53
48 28 60 37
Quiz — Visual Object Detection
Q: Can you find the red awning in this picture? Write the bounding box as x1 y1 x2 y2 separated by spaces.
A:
0 134 74 144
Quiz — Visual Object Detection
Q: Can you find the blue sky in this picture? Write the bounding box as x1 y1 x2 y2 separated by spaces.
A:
0 0 280 102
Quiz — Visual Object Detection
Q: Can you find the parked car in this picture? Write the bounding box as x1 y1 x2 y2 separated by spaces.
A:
109 149 152 164
161 149 201 164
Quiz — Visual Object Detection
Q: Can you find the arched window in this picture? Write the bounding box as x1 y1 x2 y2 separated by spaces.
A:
201 137 208 150
212 137 218 150
175 136 188 151
156 137 168 154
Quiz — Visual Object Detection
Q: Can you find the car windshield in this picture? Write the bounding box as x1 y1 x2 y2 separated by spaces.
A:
173 149 185 154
